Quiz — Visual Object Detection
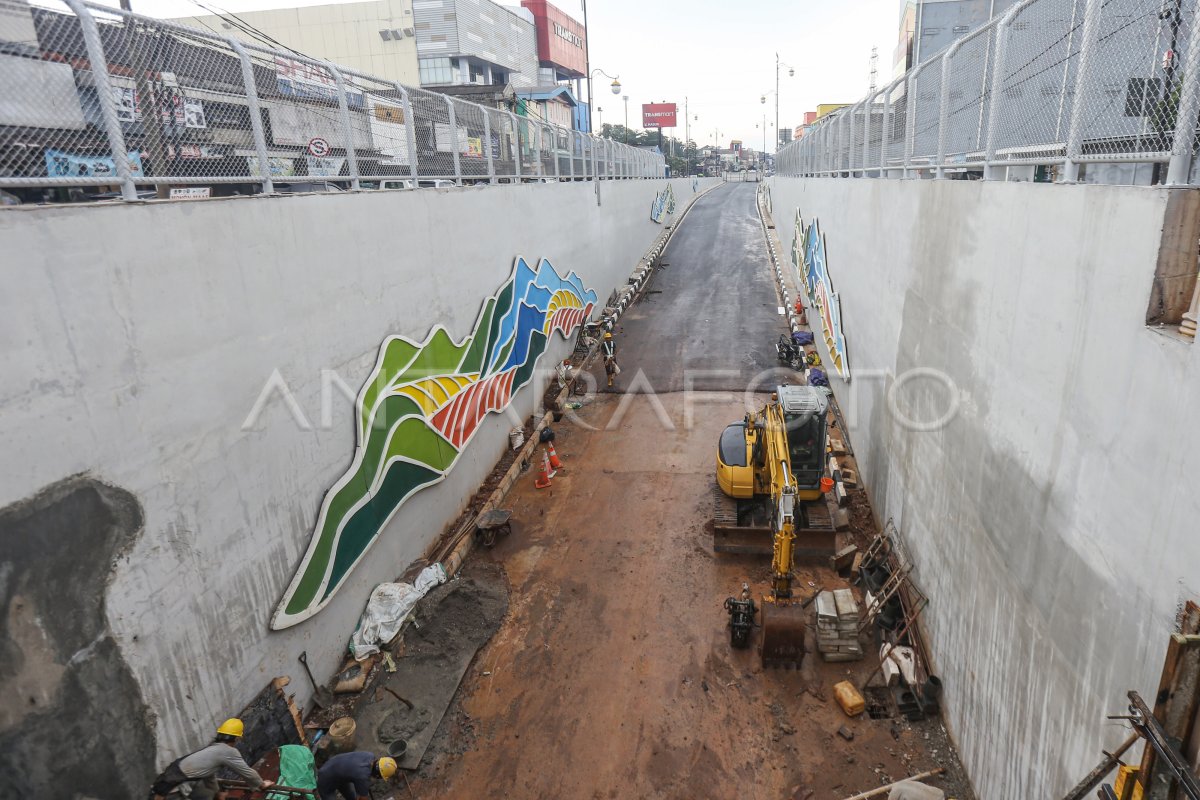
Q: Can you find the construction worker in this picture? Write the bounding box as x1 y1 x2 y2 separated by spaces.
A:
147 718 274 800
601 331 619 388
316 752 397 800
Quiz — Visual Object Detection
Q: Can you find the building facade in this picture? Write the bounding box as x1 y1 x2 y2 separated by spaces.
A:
893 0 1016 74
176 0 421 86
412 0 539 89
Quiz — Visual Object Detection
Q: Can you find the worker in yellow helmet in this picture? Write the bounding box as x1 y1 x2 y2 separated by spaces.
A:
147 718 274 800
317 751 397 800
601 331 620 388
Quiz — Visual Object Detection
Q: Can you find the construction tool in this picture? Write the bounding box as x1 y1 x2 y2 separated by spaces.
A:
716 385 834 667
221 781 316 798
382 686 414 710
298 652 334 709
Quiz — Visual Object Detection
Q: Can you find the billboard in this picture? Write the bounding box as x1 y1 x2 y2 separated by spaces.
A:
642 103 677 129
521 0 587 77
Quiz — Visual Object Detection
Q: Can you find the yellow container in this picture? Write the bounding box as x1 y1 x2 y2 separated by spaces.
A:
328 717 357 753
834 680 865 717
1114 765 1142 800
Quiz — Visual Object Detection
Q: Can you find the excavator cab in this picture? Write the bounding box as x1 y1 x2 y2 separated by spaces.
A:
716 421 755 499
777 385 829 501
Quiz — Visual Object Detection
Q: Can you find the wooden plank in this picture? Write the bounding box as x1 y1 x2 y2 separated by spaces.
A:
1059 734 1141 800
1141 603 1200 800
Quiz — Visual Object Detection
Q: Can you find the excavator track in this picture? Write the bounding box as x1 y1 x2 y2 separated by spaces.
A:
712 486 837 557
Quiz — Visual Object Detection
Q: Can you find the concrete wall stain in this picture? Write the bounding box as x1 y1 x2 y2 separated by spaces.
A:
0 476 156 800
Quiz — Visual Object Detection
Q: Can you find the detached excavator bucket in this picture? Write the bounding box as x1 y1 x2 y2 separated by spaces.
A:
761 599 806 668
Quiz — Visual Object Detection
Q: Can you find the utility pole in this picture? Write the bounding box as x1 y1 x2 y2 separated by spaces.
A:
582 0 593 132
869 45 879 93
775 52 780 156
684 96 689 174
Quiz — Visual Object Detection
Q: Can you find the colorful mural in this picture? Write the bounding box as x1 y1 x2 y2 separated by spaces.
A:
650 184 676 224
271 257 597 629
791 212 850 380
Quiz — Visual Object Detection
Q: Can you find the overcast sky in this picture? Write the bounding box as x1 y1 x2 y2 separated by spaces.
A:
92 0 905 152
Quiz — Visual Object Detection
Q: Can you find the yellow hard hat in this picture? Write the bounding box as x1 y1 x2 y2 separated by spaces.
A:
376 757 398 779
216 718 244 737
603 332 613 339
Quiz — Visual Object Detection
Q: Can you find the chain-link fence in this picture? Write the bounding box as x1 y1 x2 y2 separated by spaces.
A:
779 0 1200 185
0 0 663 200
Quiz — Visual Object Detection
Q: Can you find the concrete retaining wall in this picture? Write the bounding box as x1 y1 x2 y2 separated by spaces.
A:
0 176 713 791
769 177 1200 798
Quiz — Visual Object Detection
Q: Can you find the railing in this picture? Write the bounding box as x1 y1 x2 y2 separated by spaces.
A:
0 0 663 201
778 0 1200 185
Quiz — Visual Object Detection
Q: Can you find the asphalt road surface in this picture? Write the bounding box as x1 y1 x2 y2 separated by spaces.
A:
614 180 789 394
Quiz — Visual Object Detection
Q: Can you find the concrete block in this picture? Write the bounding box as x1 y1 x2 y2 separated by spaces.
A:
833 588 858 618
822 653 861 663
815 591 837 621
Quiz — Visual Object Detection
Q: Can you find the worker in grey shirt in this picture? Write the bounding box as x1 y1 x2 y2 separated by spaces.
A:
148 718 274 800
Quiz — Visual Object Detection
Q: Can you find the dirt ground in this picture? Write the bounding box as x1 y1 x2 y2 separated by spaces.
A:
404 393 976 800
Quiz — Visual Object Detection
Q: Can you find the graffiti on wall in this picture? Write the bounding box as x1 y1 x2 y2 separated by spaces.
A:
650 183 676 224
272 257 597 628
791 212 850 379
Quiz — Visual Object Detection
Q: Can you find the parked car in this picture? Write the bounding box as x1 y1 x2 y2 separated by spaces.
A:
370 178 458 190
87 189 158 201
272 181 345 194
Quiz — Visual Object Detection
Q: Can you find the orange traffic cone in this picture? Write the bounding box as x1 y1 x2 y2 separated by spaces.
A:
547 441 563 471
535 448 553 489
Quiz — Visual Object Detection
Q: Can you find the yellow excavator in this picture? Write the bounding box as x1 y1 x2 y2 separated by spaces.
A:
717 385 832 666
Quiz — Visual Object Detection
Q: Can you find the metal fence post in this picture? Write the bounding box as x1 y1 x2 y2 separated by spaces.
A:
483 109 496 184
862 92 877 177
936 48 957 179
551 126 561 180
1063 0 1103 182
904 63 926 178
324 63 361 190
983 2 1028 180
568 131 576 180
510 112 522 181
846 106 856 176
1166 3 1200 184
445 96 461 184
592 135 601 205
227 38 273 194
62 0 136 200
881 82 894 176
390 83 419 186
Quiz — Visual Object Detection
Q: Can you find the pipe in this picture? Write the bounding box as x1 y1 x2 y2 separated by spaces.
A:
838 768 947 800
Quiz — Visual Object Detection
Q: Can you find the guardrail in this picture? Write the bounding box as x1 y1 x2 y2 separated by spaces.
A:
0 0 663 201
778 0 1200 185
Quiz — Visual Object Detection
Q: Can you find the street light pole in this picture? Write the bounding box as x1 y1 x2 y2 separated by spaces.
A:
623 95 629 144
582 0 593 132
684 96 689 174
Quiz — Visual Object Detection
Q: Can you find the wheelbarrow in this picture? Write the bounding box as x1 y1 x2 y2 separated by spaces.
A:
474 509 513 547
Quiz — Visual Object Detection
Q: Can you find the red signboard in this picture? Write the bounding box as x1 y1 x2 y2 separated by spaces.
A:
642 103 677 129
521 0 587 77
